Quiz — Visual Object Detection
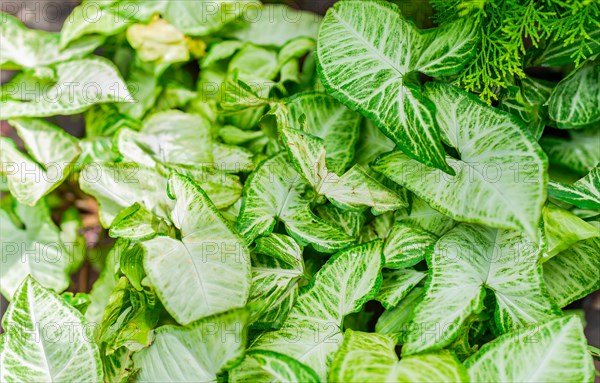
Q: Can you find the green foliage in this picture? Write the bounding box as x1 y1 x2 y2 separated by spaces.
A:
0 1 598 382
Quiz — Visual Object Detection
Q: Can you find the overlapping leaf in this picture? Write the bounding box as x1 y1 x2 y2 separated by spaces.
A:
317 0 477 172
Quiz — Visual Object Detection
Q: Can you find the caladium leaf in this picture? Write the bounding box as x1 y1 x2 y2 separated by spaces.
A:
330 330 468 383
235 241 383 379
548 166 600 209
80 162 241 227
116 110 213 167
286 92 361 174
375 269 426 310
0 277 103 382
59 3 128 48
383 221 438 268
281 127 405 213
230 350 319 383
0 200 75 299
315 204 365 237
403 224 559 355
142 174 251 324
465 316 595 383
543 237 600 308
317 0 477 173
540 129 600 175
236 153 353 253
0 13 102 69
0 118 80 206
132 309 250 382
543 203 599 258
0 57 132 119
547 62 600 129
374 83 547 240
249 234 305 329
226 4 321 47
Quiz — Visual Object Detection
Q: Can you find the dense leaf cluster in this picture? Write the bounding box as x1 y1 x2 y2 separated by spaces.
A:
0 0 598 382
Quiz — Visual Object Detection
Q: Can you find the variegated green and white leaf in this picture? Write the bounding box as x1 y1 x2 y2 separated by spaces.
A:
133 309 250 382
109 202 171 241
0 57 132 119
354 119 395 166
383 221 438 268
465 316 595 383
536 29 600 67
374 83 547 240
317 0 477 172
236 241 383 379
329 330 468 383
376 269 426 310
142 174 250 324
544 237 600 308
249 234 305 328
315 204 365 237
0 201 74 299
230 350 319 383
548 166 600 209
547 62 600 129
541 129 600 175
403 224 559 355
281 127 405 213
116 111 213 167
287 92 361 174
0 13 102 69
236 153 353 253
0 277 103 383
0 118 80 206
543 203 599 259
396 196 455 237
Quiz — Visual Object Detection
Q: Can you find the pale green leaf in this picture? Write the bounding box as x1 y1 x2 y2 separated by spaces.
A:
396 196 455 237
236 153 353 253
1 13 102 69
548 166 600 209
0 277 103 383
0 118 80 206
315 204 365 237
403 224 559 355
465 316 595 383
330 330 468 383
547 62 600 129
376 269 426 310
0 57 132 119
0 201 74 299
286 92 360 174
133 309 250 382
230 350 319 383
60 4 128 48
543 203 599 259
383 221 438 268
109 202 171 241
317 0 477 172
142 174 250 324
541 129 600 175
227 4 321 47
354 119 395 166
237 241 383 379
374 83 547 240
375 287 423 341
543 237 600 308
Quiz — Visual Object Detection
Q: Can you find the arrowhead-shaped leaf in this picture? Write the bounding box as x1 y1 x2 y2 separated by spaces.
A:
403 224 559 355
316 0 477 172
142 174 251 324
0 57 132 119
374 83 548 240
0 118 80 206
548 166 600 209
0 277 103 382
465 316 595 383
330 330 468 383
